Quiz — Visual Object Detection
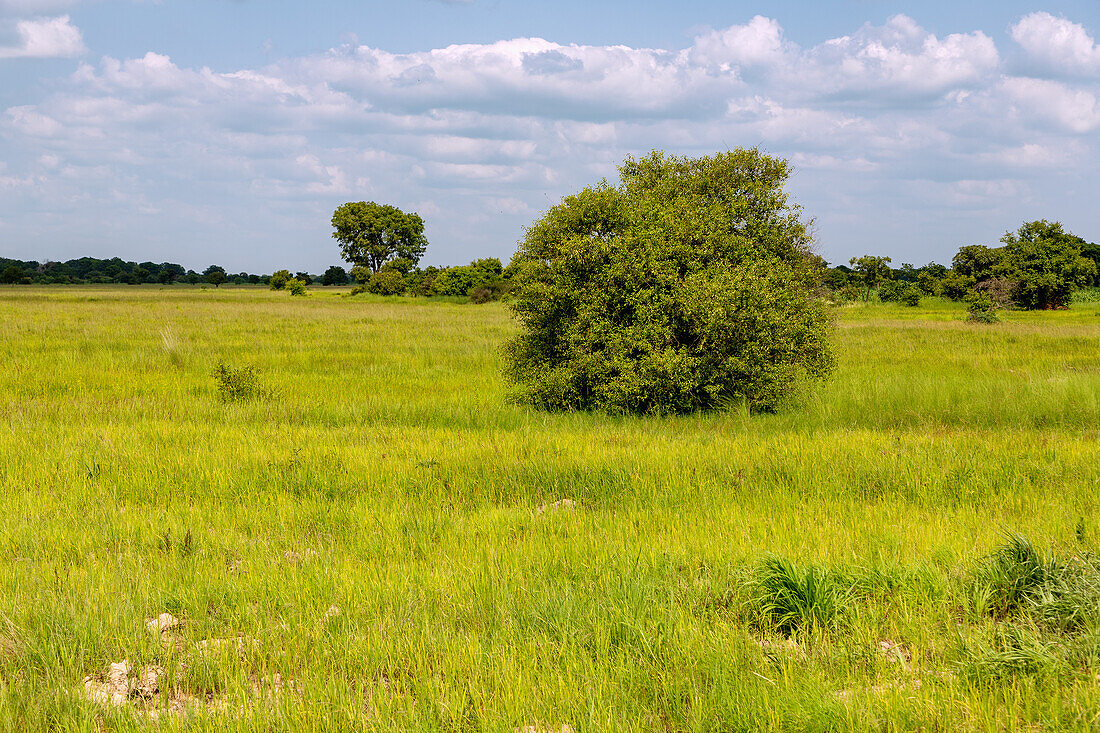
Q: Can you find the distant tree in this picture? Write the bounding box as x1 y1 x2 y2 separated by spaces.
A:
321 266 349 285
294 271 313 285
204 265 227 288
1 265 23 285
332 201 428 273
848 255 893 301
269 269 291 290
184 272 201 285
131 266 151 283
996 220 1097 309
286 278 307 296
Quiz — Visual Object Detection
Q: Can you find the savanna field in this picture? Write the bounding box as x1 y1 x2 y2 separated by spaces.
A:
3 285 1100 731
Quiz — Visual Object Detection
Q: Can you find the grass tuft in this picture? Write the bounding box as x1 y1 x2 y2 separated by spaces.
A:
746 555 847 636
971 534 1100 632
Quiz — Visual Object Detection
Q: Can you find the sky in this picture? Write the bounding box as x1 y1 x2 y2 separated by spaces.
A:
1 1 1099 273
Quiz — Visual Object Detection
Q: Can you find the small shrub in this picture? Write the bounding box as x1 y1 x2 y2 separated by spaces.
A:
366 270 405 296
965 290 1000 323
901 286 921 307
212 363 269 403
286 278 307 296
348 285 367 297
747 555 845 635
468 286 492 304
974 277 1016 309
269 269 291 290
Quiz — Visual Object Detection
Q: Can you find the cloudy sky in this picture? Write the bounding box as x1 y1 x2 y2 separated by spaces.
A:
1 1 1098 272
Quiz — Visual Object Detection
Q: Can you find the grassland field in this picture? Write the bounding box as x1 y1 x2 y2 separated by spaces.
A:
1 285 1100 731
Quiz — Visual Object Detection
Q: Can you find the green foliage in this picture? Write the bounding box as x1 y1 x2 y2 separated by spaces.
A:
321 265 349 286
877 280 903 302
0 265 23 285
350 265 372 285
269 269 291 290
211 363 269 403
429 257 508 299
505 149 835 415
848 255 892 301
965 290 1000 323
953 245 1004 281
940 270 975 300
286 278 307 296
203 265 227 288
366 269 405 296
997 220 1097 309
901 285 922 307
917 264 948 294
747 555 845 635
331 201 428 273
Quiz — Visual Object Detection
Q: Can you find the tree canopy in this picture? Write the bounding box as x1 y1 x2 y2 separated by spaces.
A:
504 149 835 415
996 220 1096 309
332 202 428 273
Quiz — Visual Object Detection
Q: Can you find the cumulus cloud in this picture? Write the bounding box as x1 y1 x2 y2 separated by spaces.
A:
0 14 84 58
0 13 1098 269
1011 12 1100 77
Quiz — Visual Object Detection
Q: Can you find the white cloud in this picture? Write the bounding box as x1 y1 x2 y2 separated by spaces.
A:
1002 76 1100 133
1011 12 1100 77
0 13 1098 270
0 14 84 59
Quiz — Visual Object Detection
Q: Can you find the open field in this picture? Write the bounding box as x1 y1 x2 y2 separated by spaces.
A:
2 286 1100 731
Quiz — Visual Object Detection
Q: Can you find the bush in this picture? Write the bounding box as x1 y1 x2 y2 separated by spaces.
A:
348 285 367 297
286 278 307 296
877 280 903 302
212 364 269 403
505 149 835 414
965 289 1000 323
974 277 1016 309
901 286 921 307
468 286 492 304
269 269 291 290
366 270 405 296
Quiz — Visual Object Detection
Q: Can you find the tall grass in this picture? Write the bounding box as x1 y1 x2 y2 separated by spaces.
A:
0 287 1099 730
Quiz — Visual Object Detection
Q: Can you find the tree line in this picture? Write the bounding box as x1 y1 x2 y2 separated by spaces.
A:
0 254 511 300
821 220 1099 310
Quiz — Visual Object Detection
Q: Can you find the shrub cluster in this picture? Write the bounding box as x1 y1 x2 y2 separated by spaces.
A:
504 149 835 415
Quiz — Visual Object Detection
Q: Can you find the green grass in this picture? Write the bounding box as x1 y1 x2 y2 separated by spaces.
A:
2 286 1100 730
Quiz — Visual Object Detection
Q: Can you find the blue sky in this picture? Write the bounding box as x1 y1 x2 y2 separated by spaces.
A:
1 1 1098 272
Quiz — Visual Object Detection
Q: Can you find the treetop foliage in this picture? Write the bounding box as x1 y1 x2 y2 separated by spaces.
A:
332 201 428 273
505 149 836 415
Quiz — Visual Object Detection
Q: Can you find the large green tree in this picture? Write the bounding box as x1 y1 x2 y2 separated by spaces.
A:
331 202 428 273
996 220 1096 309
504 149 834 415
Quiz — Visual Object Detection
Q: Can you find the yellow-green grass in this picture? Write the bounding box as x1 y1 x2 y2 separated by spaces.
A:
1 285 1099 731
